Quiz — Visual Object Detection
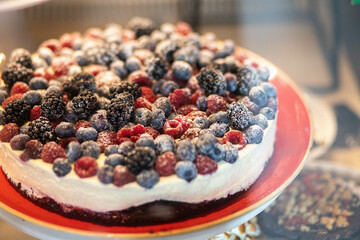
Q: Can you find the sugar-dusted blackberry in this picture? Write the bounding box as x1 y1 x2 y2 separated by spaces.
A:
146 55 168 80
1 64 33 87
10 48 33 69
127 16 156 38
63 72 96 99
106 94 134 129
124 146 156 175
72 91 99 120
41 92 66 120
227 100 253 130
2 99 31 126
196 67 227 96
85 46 117 66
28 117 57 144
236 66 260 96
109 82 141 99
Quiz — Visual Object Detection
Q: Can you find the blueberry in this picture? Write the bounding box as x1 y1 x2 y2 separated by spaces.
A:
0 90 9 105
136 134 156 149
195 132 216 155
10 134 30 150
153 97 172 117
105 145 119 156
176 140 196 162
223 143 238 164
242 97 260 115
38 47 54 65
76 127 98 142
257 66 270 82
66 141 82 162
208 111 228 125
97 165 114 184
81 141 100 159
22 90 42 106
209 143 225 162
126 56 141 73
29 77 48 90
155 134 175 154
261 82 277 98
152 79 166 94
260 107 275 120
175 161 197 182
110 60 128 79
267 98 278 112
199 128 215 136
161 81 179 97
0 110 3 125
55 122 76 138
252 114 268 129
73 50 88 66
20 125 30 135
90 112 111 131
48 80 62 88
46 86 63 96
192 117 209 129
63 107 78 124
196 96 207 111
136 170 160 189
174 46 199 66
171 61 192 81
104 154 124 167
52 158 72 177
249 86 268 108
150 109 166 129
133 108 151 126
209 123 229 138
225 73 237 92
32 56 47 69
215 39 235 59
118 141 135 156
245 125 264 144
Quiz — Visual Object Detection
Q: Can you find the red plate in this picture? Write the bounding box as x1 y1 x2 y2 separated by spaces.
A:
0 55 312 238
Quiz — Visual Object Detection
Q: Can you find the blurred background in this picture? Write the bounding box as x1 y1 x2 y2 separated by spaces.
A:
0 0 359 239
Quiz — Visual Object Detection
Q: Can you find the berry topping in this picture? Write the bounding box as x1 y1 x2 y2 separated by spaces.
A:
195 155 218 175
209 122 229 138
176 140 196 162
2 93 23 109
127 16 156 38
124 146 156 175
96 130 118 152
52 158 72 177
2 99 31 126
241 96 260 115
208 143 225 162
41 142 67 163
176 104 197 116
135 97 152 111
118 141 135 156
74 156 98 178
175 161 197 182
208 111 229 125
249 86 268 108
146 55 168 80
171 61 192 81
10 134 30 150
136 170 159 189
113 165 136 187
150 109 166 130
106 94 134 129
252 114 268 129
89 112 112 132
76 127 98 142
128 70 151 87
223 143 239 164
75 120 91 130
140 86 156 103
180 128 201 140
133 108 151 126
1 64 33 87
110 82 141 99
104 154 124 167
236 66 260 95
206 94 227 115
196 67 227 95
153 97 172 117
41 93 66 120
154 152 177 176
9 48 33 69
81 140 101 159
66 141 82 162
223 130 247 150
55 122 76 138
97 165 114 184
136 134 156 149
63 72 96 98
144 126 160 139
163 119 183 139
245 125 264 144
72 91 99 120
227 100 253 130
260 107 275 120
117 124 145 143
23 90 42 106
104 145 120 156
10 82 30 95
161 80 179 97
261 82 277 98
196 95 207 111
28 117 57 144
195 132 217 156
169 89 190 109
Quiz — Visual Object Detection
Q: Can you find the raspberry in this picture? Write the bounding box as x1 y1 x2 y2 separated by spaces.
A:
33 67 55 81
117 124 145 143
144 127 160 139
133 49 153 64
20 140 43 161
176 104 197 116
96 130 119 152
40 39 61 54
135 97 152 110
41 142 67 163
118 137 131 144
186 111 207 121
2 93 23 108
122 29 136 41
75 120 91 130
128 70 151 87
30 105 42 121
52 56 75 76
169 89 190 109
74 156 98 178
10 82 30 95
84 65 108 76
163 120 183 139
223 130 247 150
141 87 156 103
154 152 177 176
195 155 218 175
176 21 192 36
58 137 79 149
59 32 79 48
0 123 19 142
50 118 62 129
206 94 228 115
223 91 237 104
190 89 205 104
234 49 248 64
180 128 201 140
113 165 136 187
174 115 192 132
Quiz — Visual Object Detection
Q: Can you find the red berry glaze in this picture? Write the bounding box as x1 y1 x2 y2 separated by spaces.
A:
223 130 247 150
195 155 218 175
41 142 67 164
74 156 98 178
10 82 30 95
96 130 119 152
113 165 136 187
154 152 177 176
0 123 19 142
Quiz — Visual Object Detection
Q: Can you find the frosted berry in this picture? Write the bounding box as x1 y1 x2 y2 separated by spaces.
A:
76 127 97 142
10 134 30 150
55 122 76 138
249 86 268 108
124 146 156 175
155 134 175 155
209 123 229 138
260 107 275 120
23 90 42 106
245 125 264 144
208 143 225 162
223 130 247 150
0 123 19 142
154 152 177 176
153 97 172 117
136 134 156 150
113 165 136 187
171 61 192 81
150 109 166 130
74 156 98 178
104 154 124 167
134 108 151 126
41 141 67 163
118 141 135 156
223 143 238 164
175 161 197 182
104 145 119 156
208 111 228 125
252 114 268 129
81 140 100 159
227 100 253 130
96 130 118 153
195 155 218 175
98 165 114 184
136 170 159 189
53 158 72 177
176 140 196 162
66 141 81 162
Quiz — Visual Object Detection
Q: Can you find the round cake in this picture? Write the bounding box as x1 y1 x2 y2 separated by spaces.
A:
0 17 278 225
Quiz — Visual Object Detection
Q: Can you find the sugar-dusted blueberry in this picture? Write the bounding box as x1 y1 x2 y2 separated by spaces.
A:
38 47 54 65
192 117 209 129
97 164 114 184
209 123 229 138
151 79 165 94
46 85 63 96
66 141 81 162
153 97 172 117
76 127 98 142
195 132 217 155
249 86 268 108
90 112 112 132
175 161 197 182
136 169 159 189
261 82 277 98
245 125 264 144
155 134 175 155
176 140 196 162
29 77 48 90
134 108 151 126
150 109 166 130
0 90 8 105
125 56 141 73
242 96 260 115
196 95 207 111
20 124 30 135
81 140 100 159
252 114 268 129
55 122 76 138
104 153 124 167
53 158 72 177
224 73 237 92
161 80 179 97
260 107 275 120
10 134 30 150
118 141 135 156
257 66 270 82
136 134 156 149
171 61 192 81
73 50 88 66
209 143 225 162
110 60 128 79
208 111 228 125
267 98 278 112
104 144 119 156
223 143 238 163
22 90 42 106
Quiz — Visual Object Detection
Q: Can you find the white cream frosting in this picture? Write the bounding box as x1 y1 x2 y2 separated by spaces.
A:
0 118 276 212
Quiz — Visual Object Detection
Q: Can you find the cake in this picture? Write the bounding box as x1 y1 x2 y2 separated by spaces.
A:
0 17 278 225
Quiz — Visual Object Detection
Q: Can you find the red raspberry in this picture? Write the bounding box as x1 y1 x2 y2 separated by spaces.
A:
141 86 156 103
180 128 201 140
40 39 61 54
190 89 205 104
75 120 91 130
174 115 192 132
2 94 23 108
235 49 248 64
223 130 247 150
0 123 19 142
117 137 131 144
176 21 192 36
96 130 119 153
132 124 146 135
206 94 228 115
128 70 151 87
169 89 190 109
195 155 218 175
52 56 75 76
202 41 217 53
84 28 103 40
10 82 30 95
33 67 55 80
134 49 153 65
30 105 42 121
21 140 43 160
117 124 145 143
122 29 136 42
186 111 207 121
58 137 79 149
154 152 177 176
74 156 98 178
113 165 136 187
84 65 108 76
41 142 67 164
135 97 152 110
176 104 197 116
144 127 160 139
163 120 183 139
59 32 80 48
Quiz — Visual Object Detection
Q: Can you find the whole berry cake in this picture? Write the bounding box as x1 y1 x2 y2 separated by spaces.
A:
0 17 278 225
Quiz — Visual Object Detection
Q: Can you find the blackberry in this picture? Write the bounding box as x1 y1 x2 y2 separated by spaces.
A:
196 67 227 96
28 117 57 144
109 82 141 99
236 66 260 96
1 64 33 87
2 99 31 126
146 55 168 80
124 146 156 175
106 94 134 129
72 91 99 119
127 17 156 38
63 72 96 99
227 101 253 130
10 48 33 69
41 92 66 120
85 46 117 66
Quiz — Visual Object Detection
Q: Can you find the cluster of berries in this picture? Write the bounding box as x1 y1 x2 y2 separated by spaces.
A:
0 17 277 188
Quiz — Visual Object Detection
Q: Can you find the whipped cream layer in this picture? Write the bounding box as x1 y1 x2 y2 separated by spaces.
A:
0 118 276 213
